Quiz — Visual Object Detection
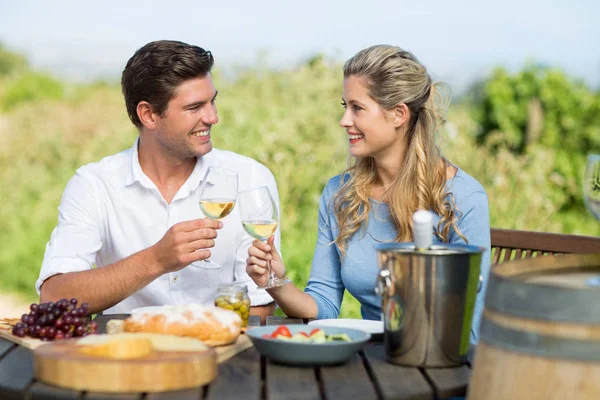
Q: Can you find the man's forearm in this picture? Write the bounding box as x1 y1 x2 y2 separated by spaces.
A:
249 302 275 317
249 302 276 326
40 248 163 314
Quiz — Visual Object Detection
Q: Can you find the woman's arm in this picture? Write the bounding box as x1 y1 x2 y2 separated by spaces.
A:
246 237 319 318
302 181 346 319
246 177 346 319
450 190 491 343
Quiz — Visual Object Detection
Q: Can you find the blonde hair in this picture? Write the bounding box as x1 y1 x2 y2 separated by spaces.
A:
333 44 465 256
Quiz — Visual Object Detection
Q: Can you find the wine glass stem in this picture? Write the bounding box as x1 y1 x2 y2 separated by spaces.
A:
264 239 277 281
204 217 219 262
267 259 277 281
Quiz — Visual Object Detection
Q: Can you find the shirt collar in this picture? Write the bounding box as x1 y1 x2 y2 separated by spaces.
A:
126 137 150 187
125 137 216 193
173 152 217 201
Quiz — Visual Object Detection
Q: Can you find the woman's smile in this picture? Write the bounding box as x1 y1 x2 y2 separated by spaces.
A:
348 132 364 144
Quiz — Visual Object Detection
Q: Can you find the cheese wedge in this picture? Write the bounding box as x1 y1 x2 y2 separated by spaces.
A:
76 332 209 360
78 336 153 360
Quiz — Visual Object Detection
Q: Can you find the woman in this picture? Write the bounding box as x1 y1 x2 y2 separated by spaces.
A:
246 45 491 343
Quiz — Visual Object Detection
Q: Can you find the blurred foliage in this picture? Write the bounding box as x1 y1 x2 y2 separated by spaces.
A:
0 42 28 77
0 48 598 317
1 71 65 111
475 65 600 210
0 43 65 111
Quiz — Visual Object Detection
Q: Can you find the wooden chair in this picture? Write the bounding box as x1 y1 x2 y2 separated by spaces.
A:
491 228 600 265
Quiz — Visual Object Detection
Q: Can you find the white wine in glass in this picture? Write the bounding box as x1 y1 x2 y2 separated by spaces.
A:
242 220 278 240
191 166 238 269
200 199 236 220
583 155 600 288
239 186 290 289
584 154 600 220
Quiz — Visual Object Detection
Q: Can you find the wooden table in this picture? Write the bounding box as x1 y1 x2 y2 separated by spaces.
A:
0 315 471 399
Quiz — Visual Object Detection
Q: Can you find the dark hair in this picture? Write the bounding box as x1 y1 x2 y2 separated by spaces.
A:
121 40 215 127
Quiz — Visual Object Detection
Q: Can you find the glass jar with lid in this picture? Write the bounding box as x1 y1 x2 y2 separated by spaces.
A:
214 283 251 327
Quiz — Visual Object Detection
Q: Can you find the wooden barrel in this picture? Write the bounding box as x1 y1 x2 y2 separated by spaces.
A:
468 253 600 400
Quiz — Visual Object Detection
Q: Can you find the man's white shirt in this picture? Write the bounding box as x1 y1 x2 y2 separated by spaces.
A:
36 138 279 313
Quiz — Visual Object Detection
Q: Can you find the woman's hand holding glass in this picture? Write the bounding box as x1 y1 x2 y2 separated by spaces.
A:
584 154 600 221
239 186 290 289
246 236 287 288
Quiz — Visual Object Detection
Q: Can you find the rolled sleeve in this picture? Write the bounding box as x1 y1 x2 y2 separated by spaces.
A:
36 172 102 294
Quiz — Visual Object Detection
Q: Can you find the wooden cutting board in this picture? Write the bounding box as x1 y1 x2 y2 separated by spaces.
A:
34 338 218 393
0 325 42 349
0 325 253 364
0 316 253 392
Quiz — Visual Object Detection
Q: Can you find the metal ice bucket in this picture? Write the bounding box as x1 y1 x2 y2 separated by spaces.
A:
375 243 484 367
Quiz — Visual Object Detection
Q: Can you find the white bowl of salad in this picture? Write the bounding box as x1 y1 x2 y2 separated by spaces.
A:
246 324 371 366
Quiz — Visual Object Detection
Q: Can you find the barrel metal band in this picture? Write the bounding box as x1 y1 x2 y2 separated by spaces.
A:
480 318 600 362
486 275 600 323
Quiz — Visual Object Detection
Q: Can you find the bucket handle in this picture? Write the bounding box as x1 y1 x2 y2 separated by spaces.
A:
375 268 393 296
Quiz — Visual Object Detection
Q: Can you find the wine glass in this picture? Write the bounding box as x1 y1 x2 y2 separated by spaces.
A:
238 186 290 289
583 155 600 288
583 154 600 221
191 166 238 269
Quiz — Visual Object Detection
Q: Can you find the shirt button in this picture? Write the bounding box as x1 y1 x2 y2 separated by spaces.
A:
173 276 179 282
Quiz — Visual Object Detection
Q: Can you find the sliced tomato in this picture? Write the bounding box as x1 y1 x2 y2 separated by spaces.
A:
298 332 309 337
309 328 323 337
272 325 292 338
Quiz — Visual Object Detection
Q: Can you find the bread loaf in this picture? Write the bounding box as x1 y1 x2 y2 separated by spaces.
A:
123 304 242 346
106 319 124 334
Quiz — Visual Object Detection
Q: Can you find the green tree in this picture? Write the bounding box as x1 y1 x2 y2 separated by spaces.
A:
476 65 600 210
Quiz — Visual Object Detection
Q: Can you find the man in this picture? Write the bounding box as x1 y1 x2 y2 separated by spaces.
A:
36 40 278 319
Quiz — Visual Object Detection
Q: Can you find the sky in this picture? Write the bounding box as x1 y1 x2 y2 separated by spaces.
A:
0 0 599 94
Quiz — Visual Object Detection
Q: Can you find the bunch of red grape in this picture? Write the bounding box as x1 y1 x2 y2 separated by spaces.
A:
11 298 98 341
